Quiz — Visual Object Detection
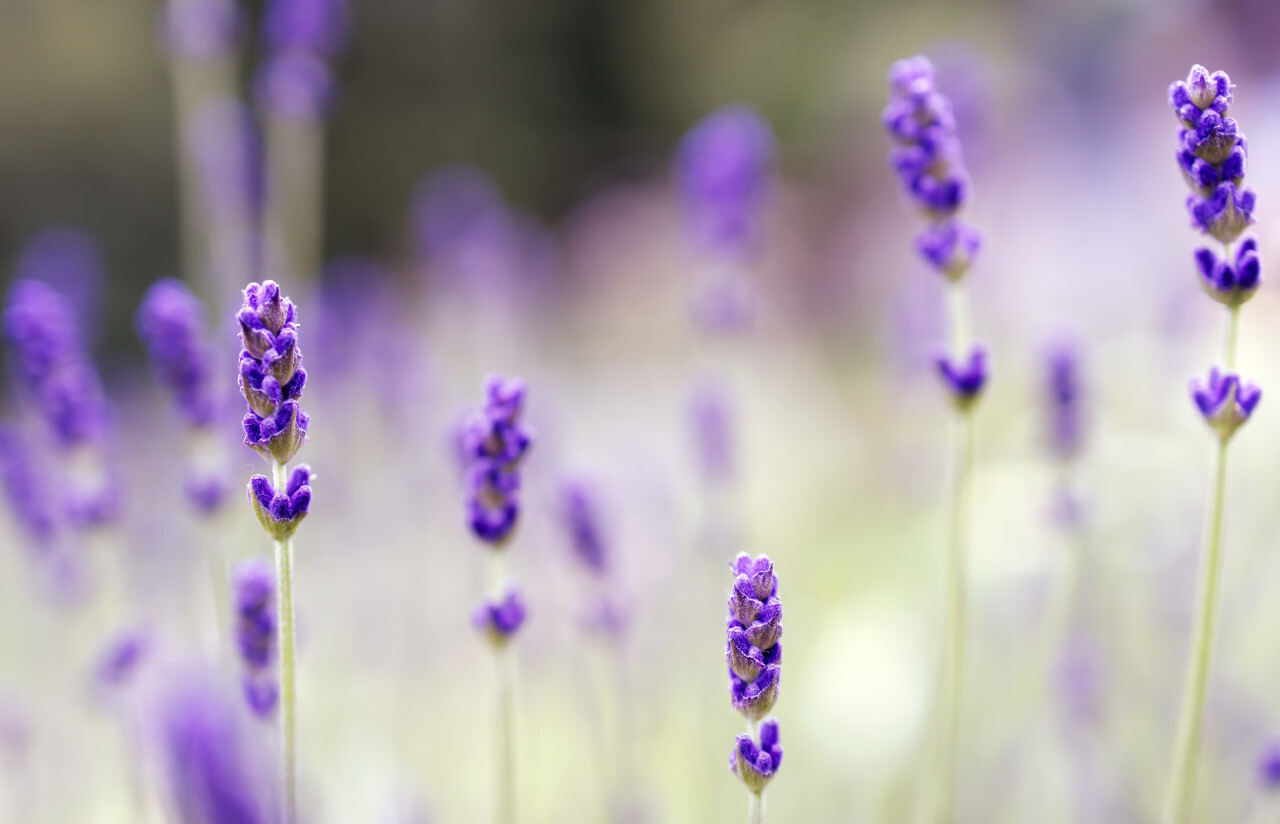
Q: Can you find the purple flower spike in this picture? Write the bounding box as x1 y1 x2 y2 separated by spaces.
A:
1259 741 1280 790
3 279 108 449
1170 66 1257 245
254 52 336 121
462 375 533 547
136 278 218 428
883 56 976 227
561 479 607 575
238 281 309 465
158 0 243 62
690 380 735 484
233 558 277 718
730 718 783 794
472 587 527 646
1191 368 1260 442
94 628 150 691
1046 343 1084 460
247 465 311 541
935 346 988 409
0 425 55 544
1195 239 1261 307
262 0 349 59
727 553 783 723
676 105 775 259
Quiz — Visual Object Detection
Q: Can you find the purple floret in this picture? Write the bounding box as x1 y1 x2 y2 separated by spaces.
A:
473 588 527 645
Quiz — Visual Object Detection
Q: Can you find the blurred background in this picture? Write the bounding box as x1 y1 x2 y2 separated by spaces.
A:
5 0 1280 821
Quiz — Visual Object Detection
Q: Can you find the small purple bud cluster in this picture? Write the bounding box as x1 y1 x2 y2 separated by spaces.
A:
233 559 279 718
883 56 989 409
726 553 783 794
471 588 527 647
1170 66 1256 249
1169 66 1263 439
256 0 348 120
676 105 774 260
1046 344 1084 460
462 376 532 546
157 0 243 62
248 466 312 541
136 279 229 513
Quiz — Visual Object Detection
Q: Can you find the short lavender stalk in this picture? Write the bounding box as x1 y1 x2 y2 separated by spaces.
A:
1162 65 1263 824
727 554 783 820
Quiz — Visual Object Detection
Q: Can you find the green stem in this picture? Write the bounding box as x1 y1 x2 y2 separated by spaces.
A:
1225 304 1241 372
1162 436 1230 824
266 114 325 281
273 460 298 824
934 407 974 824
748 790 765 824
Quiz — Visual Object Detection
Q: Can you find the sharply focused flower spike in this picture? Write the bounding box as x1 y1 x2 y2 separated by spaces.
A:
1170 65 1257 245
238 280 309 465
234 558 278 718
727 552 783 803
676 105 774 259
247 465 312 541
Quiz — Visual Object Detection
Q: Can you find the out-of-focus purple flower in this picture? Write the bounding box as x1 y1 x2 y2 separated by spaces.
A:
730 718 782 794
159 677 270 824
93 628 150 691
676 105 774 259
14 227 102 340
247 466 311 541
690 380 734 484
560 479 607 575
238 281 309 465
462 376 532 546
3 280 108 448
727 553 782 722
1170 66 1256 245
1259 742 1280 789
472 587 527 646
233 558 278 719
1195 239 1261 307
158 0 243 62
935 346 988 410
1191 368 1260 442
136 278 219 428
262 0 349 58
314 256 395 378
254 52 336 121
186 472 230 515
883 55 982 282
0 424 55 544
1046 343 1083 460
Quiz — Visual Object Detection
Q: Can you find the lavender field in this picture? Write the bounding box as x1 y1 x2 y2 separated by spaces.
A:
3 1 1280 822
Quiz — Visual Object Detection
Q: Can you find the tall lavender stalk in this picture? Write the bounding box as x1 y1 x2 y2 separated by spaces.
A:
255 0 348 282
883 55 989 823
464 376 532 824
237 280 312 823
1163 65 1262 824
726 553 783 823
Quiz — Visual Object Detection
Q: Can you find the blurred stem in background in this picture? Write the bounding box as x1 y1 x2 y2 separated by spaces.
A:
272 458 299 824
265 112 325 283
489 550 517 824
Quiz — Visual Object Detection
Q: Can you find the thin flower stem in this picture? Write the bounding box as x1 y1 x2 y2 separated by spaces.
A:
266 115 325 281
1163 435 1230 824
489 550 515 824
748 790 765 824
1225 304 1241 372
935 406 975 824
273 460 298 824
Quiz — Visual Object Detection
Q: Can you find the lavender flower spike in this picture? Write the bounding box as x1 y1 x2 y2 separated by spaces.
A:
676 105 774 259
727 552 783 807
234 559 279 718
462 375 532 546
136 278 219 427
1170 65 1256 246
1046 344 1084 460
238 281 309 466
561 480 607 575
1191 368 1260 442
